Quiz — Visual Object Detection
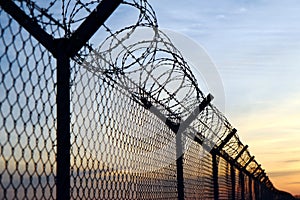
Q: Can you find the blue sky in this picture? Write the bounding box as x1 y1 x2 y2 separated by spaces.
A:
1 0 299 196
149 0 300 195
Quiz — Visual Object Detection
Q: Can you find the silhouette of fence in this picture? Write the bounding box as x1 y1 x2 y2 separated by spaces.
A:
0 0 296 199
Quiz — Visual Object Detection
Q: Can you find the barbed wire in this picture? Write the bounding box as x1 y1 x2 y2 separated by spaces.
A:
4 0 275 189
24 0 262 175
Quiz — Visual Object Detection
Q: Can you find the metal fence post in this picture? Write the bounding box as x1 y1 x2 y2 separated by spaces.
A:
240 171 245 200
212 152 219 200
56 39 71 200
140 95 213 200
255 180 260 200
249 177 253 200
231 164 236 200
176 131 185 200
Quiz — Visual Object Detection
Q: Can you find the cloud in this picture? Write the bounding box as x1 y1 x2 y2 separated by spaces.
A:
288 182 300 185
237 7 247 13
269 170 300 177
216 14 226 20
283 160 300 163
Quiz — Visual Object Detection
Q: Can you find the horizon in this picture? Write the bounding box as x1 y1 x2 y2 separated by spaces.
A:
0 0 299 198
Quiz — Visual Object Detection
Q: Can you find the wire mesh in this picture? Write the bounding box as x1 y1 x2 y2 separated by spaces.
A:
0 9 57 199
183 138 214 200
236 170 244 200
244 175 251 200
218 157 232 200
0 0 296 200
69 63 178 199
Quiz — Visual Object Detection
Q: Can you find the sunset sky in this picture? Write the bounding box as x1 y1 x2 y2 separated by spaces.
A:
2 0 300 198
149 0 300 195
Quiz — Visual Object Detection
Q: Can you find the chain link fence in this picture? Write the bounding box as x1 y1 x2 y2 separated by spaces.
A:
0 0 296 199
0 8 57 199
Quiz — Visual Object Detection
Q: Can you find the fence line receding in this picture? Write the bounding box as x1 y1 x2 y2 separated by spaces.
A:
0 0 295 199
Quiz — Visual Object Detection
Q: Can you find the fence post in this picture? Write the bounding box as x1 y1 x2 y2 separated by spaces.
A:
240 171 245 200
140 95 213 200
212 152 219 200
249 177 253 200
231 164 236 200
255 180 261 200
56 39 71 200
176 131 185 200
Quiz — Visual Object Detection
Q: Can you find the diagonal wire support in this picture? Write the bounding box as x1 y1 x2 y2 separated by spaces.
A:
67 0 123 57
233 145 248 162
140 94 213 200
140 94 213 136
217 128 237 150
0 0 55 55
243 156 255 170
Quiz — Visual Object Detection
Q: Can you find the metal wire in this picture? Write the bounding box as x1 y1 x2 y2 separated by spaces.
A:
0 8 57 199
0 0 296 199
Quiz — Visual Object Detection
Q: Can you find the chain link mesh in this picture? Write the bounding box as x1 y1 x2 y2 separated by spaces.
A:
0 0 296 199
0 9 57 199
218 157 231 199
69 62 178 199
183 138 214 200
